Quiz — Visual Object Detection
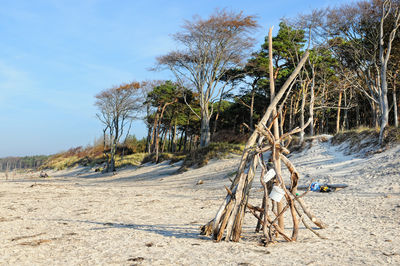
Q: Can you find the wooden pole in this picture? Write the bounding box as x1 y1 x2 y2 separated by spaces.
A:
204 44 311 243
268 27 285 233
336 89 343 134
230 50 310 190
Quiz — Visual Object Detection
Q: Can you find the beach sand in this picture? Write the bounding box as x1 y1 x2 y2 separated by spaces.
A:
1 138 399 265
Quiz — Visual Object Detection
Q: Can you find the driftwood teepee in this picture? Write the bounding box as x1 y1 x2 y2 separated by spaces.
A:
201 29 327 244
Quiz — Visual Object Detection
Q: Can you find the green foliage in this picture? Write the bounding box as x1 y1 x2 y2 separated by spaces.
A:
146 81 182 110
260 21 306 80
124 135 147 153
146 81 201 134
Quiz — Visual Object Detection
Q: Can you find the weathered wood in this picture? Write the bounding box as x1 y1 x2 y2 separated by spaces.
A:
280 154 299 193
212 184 238 237
289 199 299 241
204 45 324 246
216 200 235 241
229 156 258 241
225 170 249 241
231 50 310 188
295 197 327 229
269 27 284 232
255 197 265 233
293 203 327 239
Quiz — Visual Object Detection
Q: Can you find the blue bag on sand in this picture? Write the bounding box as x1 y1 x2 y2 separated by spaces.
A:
310 182 321 192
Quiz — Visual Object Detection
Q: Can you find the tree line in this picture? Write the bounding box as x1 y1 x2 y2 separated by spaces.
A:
0 155 49 172
95 1 400 172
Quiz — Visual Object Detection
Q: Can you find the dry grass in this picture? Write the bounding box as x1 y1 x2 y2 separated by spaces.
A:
180 142 244 170
115 153 147 168
42 144 147 170
331 126 400 154
141 142 244 172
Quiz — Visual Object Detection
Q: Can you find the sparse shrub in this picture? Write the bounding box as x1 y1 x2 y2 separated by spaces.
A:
211 130 249 144
141 142 243 170
181 142 243 169
41 140 245 171
382 127 400 146
142 152 185 164
331 127 378 147
115 153 147 168
330 126 400 155
124 136 147 153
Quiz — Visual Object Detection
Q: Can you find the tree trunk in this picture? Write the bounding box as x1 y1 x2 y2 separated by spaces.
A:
109 117 120 172
379 83 389 144
155 101 175 162
343 90 348 130
183 125 189 152
289 95 294 131
154 124 162 163
151 106 161 153
102 127 110 171
268 28 284 232
145 125 152 154
250 85 256 130
172 119 177 152
394 81 398 128
200 115 211 147
109 141 117 172
212 88 226 138
178 129 184 152
379 0 400 144
321 85 326 133
369 101 377 128
162 127 169 153
299 83 306 144
336 90 343 134
356 100 360 128
188 134 193 152
309 64 315 137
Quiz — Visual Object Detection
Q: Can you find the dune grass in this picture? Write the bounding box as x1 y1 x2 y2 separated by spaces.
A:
330 126 400 155
140 142 244 171
180 142 244 170
115 153 147 168
42 142 245 171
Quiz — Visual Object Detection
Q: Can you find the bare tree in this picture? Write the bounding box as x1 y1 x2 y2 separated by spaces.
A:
379 0 400 144
157 10 258 147
95 82 142 172
320 0 400 140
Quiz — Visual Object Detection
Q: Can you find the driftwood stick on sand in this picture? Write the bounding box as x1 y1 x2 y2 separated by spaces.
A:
203 35 325 245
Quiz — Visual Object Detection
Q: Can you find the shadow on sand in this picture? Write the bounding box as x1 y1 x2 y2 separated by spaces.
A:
43 218 205 240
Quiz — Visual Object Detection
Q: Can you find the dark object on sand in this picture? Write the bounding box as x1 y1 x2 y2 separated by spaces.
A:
39 171 48 178
288 183 348 192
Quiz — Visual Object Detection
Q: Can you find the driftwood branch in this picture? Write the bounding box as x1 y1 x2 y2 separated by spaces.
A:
202 42 326 246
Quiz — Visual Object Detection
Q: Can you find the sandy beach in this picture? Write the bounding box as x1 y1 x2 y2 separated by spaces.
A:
1 137 400 265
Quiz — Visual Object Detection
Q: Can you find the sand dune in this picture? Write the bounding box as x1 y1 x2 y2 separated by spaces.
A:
1 138 399 265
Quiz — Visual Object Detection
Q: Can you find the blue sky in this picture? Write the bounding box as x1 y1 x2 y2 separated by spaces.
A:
0 0 352 157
